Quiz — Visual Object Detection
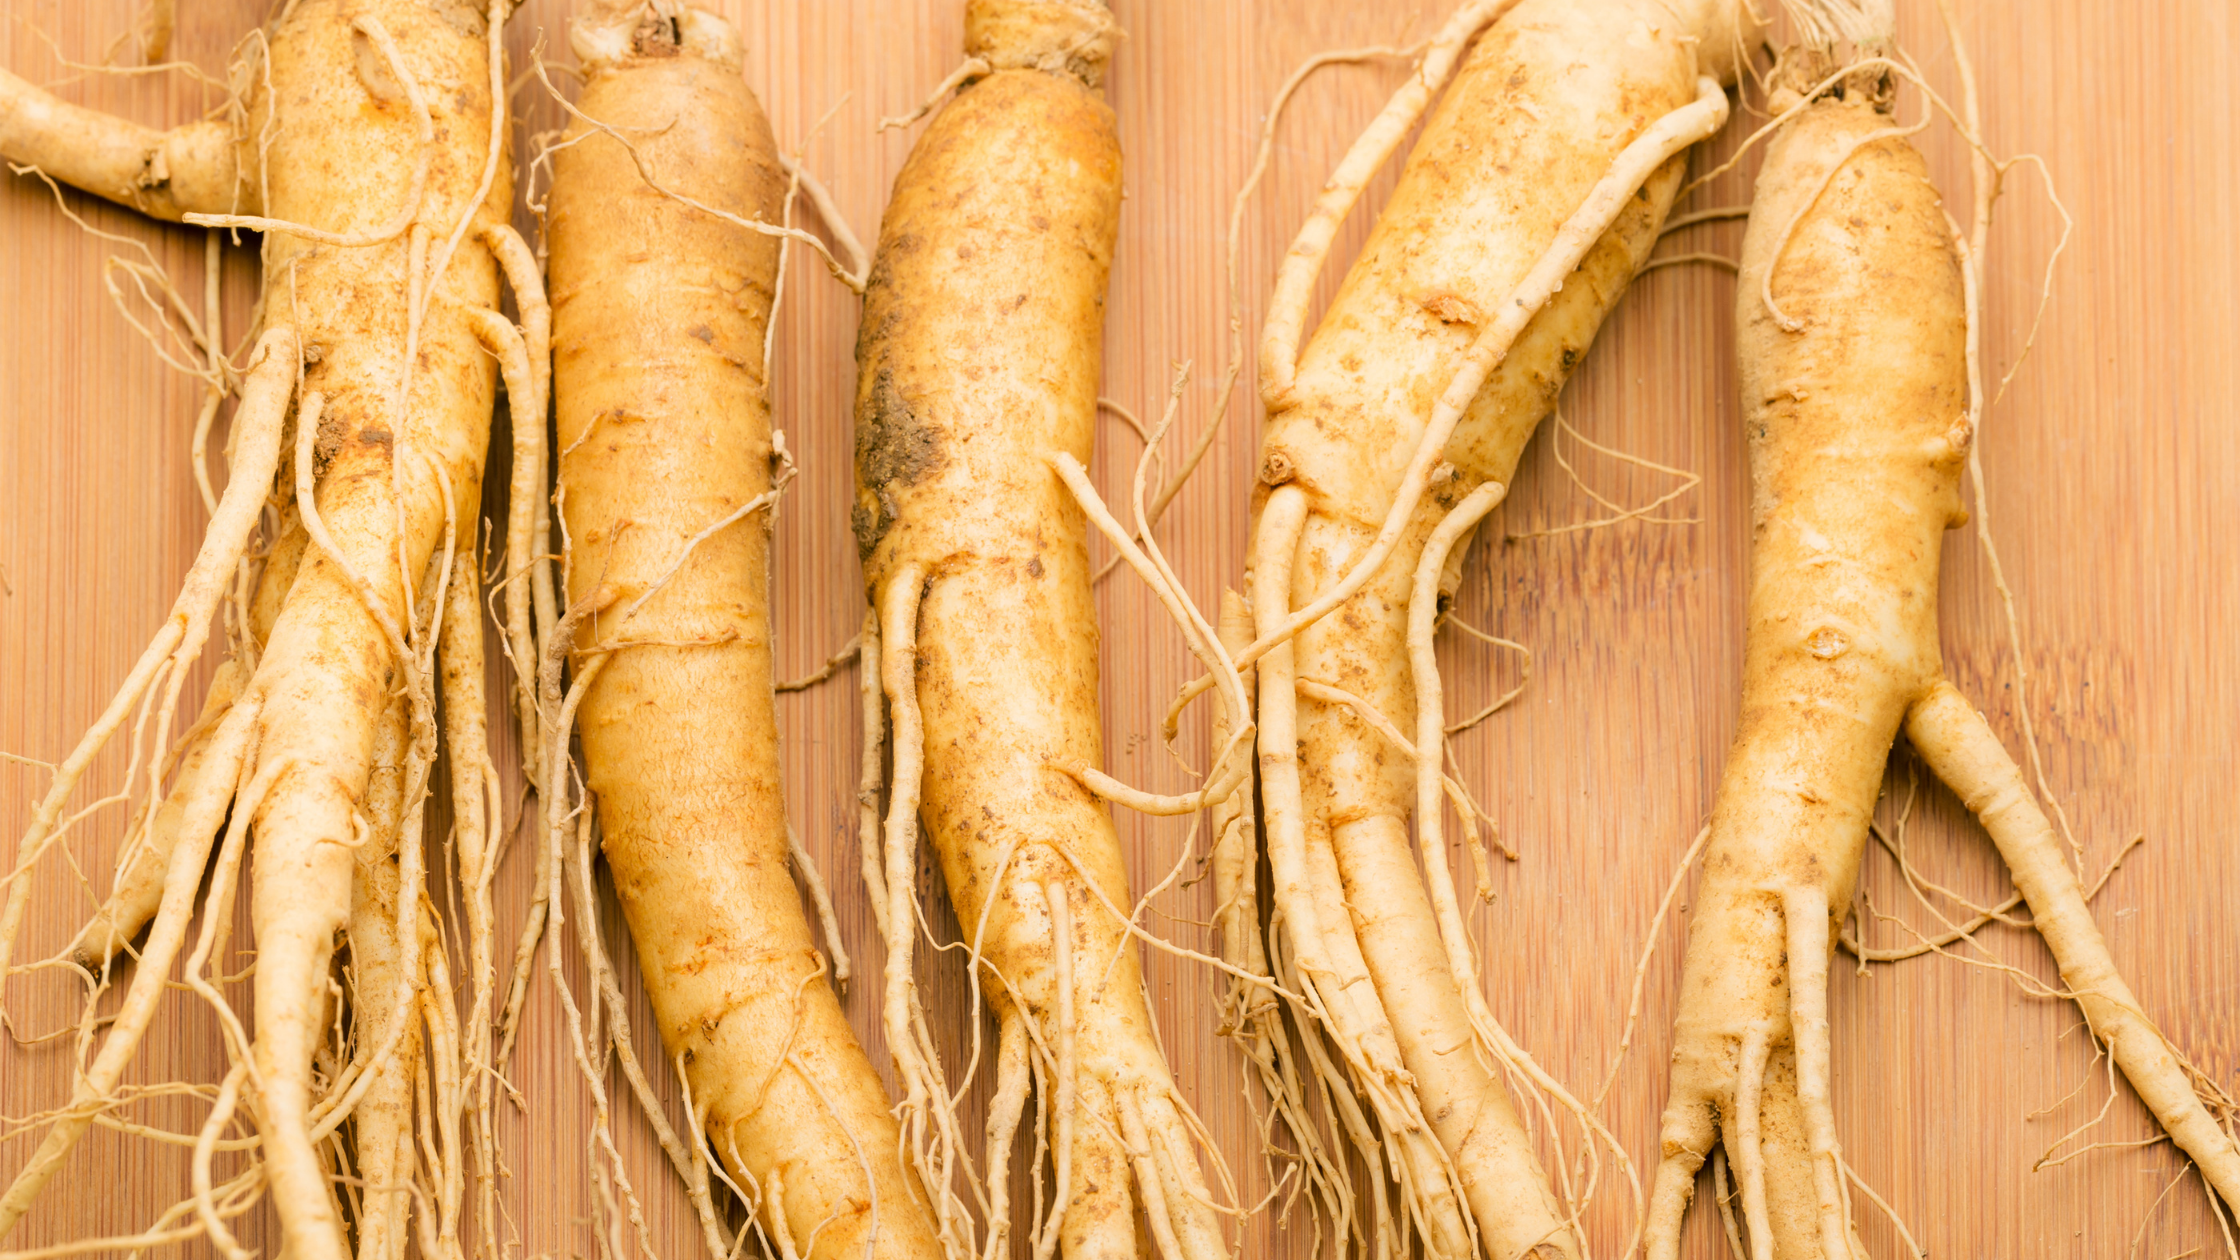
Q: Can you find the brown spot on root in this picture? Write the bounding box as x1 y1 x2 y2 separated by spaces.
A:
1804 626 1848 660
1418 290 1484 326
312 408 351 478
688 323 715 343
1026 555 1044 579
1772 46 1896 113
1260 450 1295 486
632 14 682 57
850 502 881 557
137 148 175 196
853 367 943 555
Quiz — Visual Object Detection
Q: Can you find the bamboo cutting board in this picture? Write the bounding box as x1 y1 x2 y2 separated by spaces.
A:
3 1 2235 1256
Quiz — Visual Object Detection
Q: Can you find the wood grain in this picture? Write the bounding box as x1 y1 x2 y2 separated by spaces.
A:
3 1 2235 1256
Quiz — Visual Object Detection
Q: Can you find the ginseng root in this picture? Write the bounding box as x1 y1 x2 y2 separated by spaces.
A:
1234 1 1765 1254
543 6 944 1260
0 4 519 1256
856 3 1234 1257
1642 41 2240 1258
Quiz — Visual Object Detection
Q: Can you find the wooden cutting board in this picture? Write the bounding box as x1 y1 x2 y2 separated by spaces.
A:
4 1 2235 1255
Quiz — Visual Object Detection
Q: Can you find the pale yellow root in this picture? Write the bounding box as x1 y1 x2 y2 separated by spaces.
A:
192 1065 256 1260
1782 886 1853 1260
436 542 506 1260
420 923 467 1259
1251 487 1475 1260
768 1167 803 1260
1906 685 2240 1211
776 635 862 693
788 824 852 990
0 328 294 1234
1225 17 1765 1253
1035 884 1078 1260
979 1010 1032 1260
1733 1024 1774 1260
1257 0 1518 400
1249 72 1735 1253
1206 590 1352 1243
874 568 976 1257
0 64 247 222
1646 39 2228 1257
1711 1150 1745 1259
855 608 891 940
350 694 421 1260
1236 21 1741 677
1 3 517 1256
542 17 947 1260
485 241 551 788
66 661 245 973
857 8 1235 1253
0 328 294 1000
240 2 512 1246
1409 478 1652 1250
1119 1088 1185 1260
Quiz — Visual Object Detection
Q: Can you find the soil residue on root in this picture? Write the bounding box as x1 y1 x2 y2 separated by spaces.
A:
853 365 942 556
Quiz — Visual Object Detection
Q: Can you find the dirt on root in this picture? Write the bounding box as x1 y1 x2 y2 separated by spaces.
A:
852 365 942 556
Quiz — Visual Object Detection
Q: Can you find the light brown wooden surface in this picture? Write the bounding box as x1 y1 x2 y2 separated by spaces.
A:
3 1 2236 1256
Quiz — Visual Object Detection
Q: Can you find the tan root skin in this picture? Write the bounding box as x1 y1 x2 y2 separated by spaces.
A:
349 694 420 1260
242 8 505 1258
1645 93 1964 1260
1244 1 1753 1255
546 11 941 1260
69 660 246 970
1645 84 2240 1256
856 3 1224 1256
0 2 509 1256
0 64 251 221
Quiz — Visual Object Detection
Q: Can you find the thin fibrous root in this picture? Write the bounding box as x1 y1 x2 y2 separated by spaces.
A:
1782 885 1856 1260
0 327 295 1007
478 228 555 789
1733 1023 1775 1260
1906 683 2240 1212
979 1010 1031 1260
68 660 245 973
776 633 861 693
0 328 296 1237
436 539 507 1260
786 824 852 990
854 608 891 939
1049 450 1251 816
1033 883 1076 1260
1205 590 1350 1245
874 564 978 1256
